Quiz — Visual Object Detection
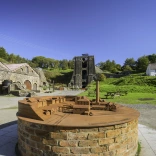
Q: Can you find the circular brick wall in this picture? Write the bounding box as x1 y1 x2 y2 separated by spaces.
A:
18 117 138 156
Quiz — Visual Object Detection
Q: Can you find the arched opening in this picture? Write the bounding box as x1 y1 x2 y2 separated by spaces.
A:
33 83 37 91
24 80 32 90
82 58 87 68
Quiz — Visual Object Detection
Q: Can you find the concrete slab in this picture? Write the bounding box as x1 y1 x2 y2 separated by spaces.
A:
139 124 156 156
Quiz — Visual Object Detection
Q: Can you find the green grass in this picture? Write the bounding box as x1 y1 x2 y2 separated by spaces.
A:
79 91 156 104
136 142 141 156
79 75 156 104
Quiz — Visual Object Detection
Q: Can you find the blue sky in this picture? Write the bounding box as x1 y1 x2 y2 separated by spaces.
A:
0 0 156 65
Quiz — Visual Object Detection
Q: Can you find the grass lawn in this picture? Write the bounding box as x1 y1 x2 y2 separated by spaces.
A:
79 91 156 104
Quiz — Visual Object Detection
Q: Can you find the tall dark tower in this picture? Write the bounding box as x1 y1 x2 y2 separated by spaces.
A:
70 54 95 88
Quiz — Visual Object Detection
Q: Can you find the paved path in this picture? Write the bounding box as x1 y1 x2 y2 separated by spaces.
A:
139 124 156 156
0 124 17 156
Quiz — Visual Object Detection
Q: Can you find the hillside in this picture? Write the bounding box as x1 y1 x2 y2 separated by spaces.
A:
86 74 156 93
44 69 73 85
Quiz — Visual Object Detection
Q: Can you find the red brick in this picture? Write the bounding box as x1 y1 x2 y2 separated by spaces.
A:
99 138 114 145
37 143 51 151
109 143 121 150
88 132 105 140
106 129 121 138
50 132 67 140
42 138 57 145
59 140 77 147
25 127 34 135
70 147 90 154
78 140 98 147
90 146 107 153
116 145 127 155
115 123 127 129
115 135 127 143
68 132 88 140
99 150 116 156
52 146 69 154
99 126 114 132
30 135 41 142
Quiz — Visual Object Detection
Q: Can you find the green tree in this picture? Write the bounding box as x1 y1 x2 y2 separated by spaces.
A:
123 58 136 70
115 64 121 71
8 53 16 63
148 54 156 63
54 60 59 68
0 47 8 60
136 56 149 72
59 59 68 70
122 65 133 71
32 56 46 68
68 60 74 69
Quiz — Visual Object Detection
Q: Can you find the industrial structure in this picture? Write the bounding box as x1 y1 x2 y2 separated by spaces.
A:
70 54 95 88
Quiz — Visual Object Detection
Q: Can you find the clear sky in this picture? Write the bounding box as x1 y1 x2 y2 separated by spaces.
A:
0 0 156 65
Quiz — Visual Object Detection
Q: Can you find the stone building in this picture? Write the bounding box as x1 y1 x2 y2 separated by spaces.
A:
0 62 47 92
70 54 95 88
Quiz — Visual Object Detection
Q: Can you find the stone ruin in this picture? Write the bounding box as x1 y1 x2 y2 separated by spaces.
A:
0 62 48 96
17 81 140 156
70 54 95 89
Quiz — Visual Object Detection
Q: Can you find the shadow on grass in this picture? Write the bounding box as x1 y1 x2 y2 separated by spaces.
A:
138 98 155 101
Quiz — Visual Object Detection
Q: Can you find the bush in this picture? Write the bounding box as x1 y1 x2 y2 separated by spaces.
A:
96 73 106 81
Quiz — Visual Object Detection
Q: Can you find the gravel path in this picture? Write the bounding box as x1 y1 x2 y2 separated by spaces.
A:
121 104 156 130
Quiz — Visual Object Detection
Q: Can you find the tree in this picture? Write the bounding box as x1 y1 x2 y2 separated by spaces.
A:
136 56 149 72
115 64 121 71
32 56 47 68
68 60 74 69
59 59 68 70
122 65 133 71
123 58 136 70
8 53 16 63
148 54 156 63
0 47 8 60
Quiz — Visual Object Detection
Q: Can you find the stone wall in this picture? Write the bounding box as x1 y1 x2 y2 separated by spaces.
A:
0 70 11 83
0 70 40 90
10 72 39 88
18 118 138 156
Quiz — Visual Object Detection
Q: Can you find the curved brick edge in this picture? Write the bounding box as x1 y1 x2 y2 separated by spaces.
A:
17 118 139 156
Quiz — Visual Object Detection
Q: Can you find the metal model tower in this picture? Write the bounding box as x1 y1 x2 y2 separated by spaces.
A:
70 54 95 88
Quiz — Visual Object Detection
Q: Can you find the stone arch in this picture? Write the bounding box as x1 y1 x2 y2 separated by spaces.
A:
24 80 32 90
33 83 37 91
